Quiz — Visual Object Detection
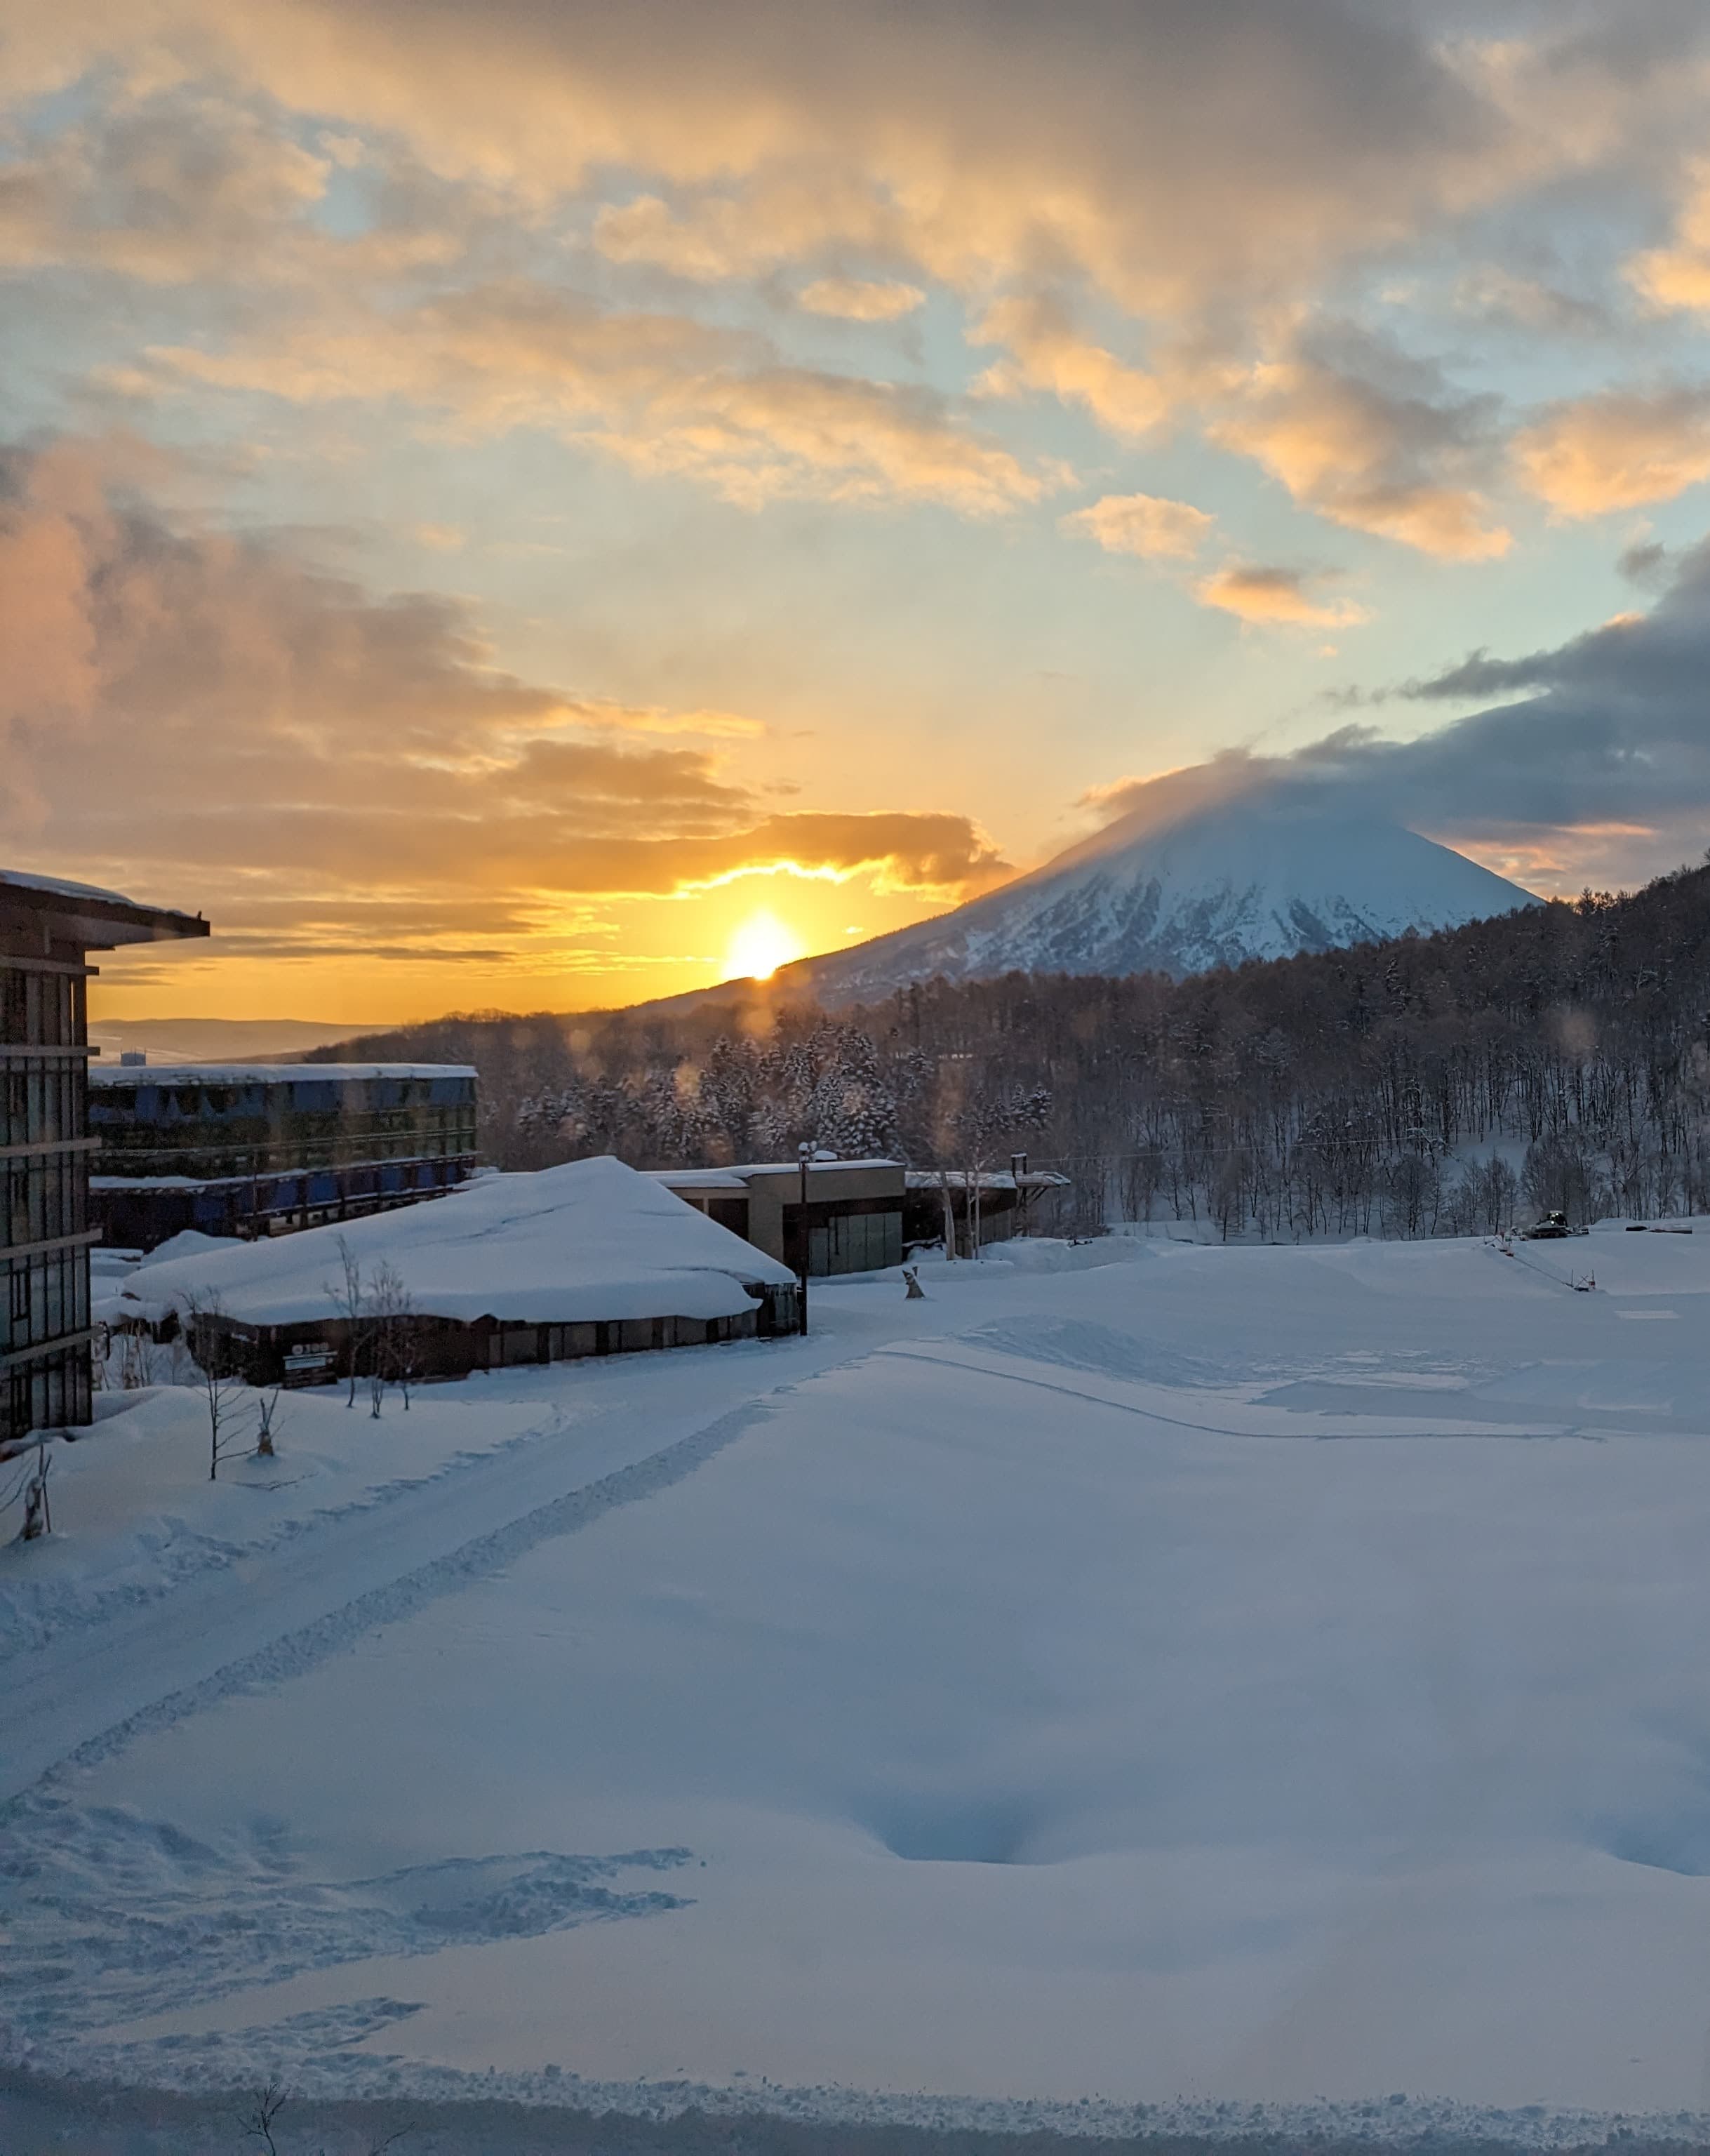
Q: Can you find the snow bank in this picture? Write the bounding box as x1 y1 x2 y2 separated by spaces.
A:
121 1154 796 1329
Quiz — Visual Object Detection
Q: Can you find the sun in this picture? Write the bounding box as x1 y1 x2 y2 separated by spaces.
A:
726 910 803 982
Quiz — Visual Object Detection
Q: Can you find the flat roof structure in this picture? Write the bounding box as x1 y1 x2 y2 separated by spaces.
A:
648 1157 906 1278
89 1063 478 1088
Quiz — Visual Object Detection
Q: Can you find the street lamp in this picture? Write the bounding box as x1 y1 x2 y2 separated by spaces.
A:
796 1140 811 1334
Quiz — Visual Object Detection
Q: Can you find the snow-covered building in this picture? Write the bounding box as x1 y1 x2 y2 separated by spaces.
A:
648 1157 905 1276
88 1063 479 1250
904 1162 1073 1257
1 870 208 1448
121 1154 799 1386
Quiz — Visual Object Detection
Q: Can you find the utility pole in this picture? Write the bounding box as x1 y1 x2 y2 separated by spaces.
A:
796 1141 811 1334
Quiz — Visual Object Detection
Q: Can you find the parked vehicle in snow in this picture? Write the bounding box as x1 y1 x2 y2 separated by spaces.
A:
1523 1210 1572 1239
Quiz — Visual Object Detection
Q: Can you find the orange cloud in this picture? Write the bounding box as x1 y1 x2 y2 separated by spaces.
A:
799 277 925 321
1629 162 1710 312
1195 563 1370 629
975 296 1169 441
0 436 1008 1006
1210 335 1511 560
1061 491 1214 561
1512 385 1710 514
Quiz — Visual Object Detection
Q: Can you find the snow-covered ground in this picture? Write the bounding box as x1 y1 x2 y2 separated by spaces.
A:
10 1226 1710 2148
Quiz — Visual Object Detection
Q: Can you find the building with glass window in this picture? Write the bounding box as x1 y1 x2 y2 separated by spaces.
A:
1 870 208 1449
87 1063 480 1251
648 1157 905 1276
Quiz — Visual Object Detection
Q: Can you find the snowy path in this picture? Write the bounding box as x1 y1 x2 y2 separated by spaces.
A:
1 1320 894 1807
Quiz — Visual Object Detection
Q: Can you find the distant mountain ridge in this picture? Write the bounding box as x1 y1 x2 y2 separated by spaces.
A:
768 791 1537 1007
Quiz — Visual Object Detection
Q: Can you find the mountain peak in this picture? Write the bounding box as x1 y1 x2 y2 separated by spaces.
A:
775 790 1536 1007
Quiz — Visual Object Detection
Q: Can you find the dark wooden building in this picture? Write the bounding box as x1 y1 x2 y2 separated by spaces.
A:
1 871 208 1449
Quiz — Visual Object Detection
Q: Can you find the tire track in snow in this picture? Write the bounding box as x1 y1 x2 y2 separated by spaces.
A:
1 1395 776 1817
877 1345 1569 1442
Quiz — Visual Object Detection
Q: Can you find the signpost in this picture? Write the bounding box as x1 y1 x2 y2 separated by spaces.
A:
797 1142 810 1334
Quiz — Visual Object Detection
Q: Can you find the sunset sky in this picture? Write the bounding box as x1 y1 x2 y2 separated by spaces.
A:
11 1 1710 1023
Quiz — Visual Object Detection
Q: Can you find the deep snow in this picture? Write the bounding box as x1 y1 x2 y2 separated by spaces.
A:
9 1227 1710 2145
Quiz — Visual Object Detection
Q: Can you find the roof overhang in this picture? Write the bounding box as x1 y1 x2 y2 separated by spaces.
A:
0 872 210 953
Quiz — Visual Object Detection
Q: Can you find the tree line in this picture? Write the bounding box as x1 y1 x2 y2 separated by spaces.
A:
313 860 1710 1240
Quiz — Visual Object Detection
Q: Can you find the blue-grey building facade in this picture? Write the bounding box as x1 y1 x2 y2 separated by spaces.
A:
88 1063 479 1251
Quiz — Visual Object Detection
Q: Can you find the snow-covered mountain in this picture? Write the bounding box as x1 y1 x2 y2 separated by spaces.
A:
778 792 1536 1005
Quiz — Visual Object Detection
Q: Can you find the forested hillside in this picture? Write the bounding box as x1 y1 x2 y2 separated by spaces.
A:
316 862 1710 1239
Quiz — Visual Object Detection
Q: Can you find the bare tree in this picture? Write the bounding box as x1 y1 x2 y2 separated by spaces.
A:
239 2080 288 2156
366 1258 418 1418
370 1258 421 1409
323 1234 368 1409
181 1288 253 1481
240 2077 412 2156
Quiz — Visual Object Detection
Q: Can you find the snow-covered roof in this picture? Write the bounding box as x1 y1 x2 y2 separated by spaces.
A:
1 867 139 905
905 1169 1072 1191
125 1154 796 1329
0 867 208 946
89 1062 476 1086
649 1159 902 1187
646 1169 750 1191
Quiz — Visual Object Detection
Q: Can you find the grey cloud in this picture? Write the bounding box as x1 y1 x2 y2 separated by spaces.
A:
14 0 1673 325
1097 535 1710 888
1618 540 1673 587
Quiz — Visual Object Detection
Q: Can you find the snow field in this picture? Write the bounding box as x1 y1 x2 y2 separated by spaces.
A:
10 1230 1710 2135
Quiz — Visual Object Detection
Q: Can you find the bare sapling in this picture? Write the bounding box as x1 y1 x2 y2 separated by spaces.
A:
323 1234 368 1409
239 2078 288 2156
4 1437 55 1541
370 1257 419 1410
240 2076 413 2155
366 1258 405 1418
182 1288 253 1481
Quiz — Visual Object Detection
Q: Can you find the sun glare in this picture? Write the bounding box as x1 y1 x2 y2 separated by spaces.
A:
726 910 803 981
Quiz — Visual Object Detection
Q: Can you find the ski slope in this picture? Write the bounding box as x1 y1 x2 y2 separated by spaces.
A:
8 1226 1710 2147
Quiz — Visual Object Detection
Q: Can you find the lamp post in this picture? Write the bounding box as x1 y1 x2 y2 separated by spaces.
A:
796 1141 811 1334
